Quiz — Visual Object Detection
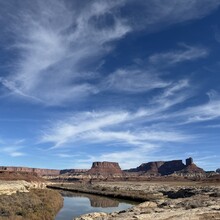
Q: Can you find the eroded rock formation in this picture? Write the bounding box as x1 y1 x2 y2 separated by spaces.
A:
126 158 204 176
0 166 60 176
88 161 123 176
60 169 88 175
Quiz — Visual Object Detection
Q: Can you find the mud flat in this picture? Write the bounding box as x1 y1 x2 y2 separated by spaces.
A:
49 181 220 220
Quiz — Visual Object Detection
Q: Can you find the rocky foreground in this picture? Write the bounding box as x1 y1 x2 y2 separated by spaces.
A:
66 181 220 220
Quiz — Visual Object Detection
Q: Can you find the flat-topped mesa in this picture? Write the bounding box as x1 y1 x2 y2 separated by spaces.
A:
0 166 60 176
127 160 185 176
88 161 123 176
159 160 186 175
126 158 204 176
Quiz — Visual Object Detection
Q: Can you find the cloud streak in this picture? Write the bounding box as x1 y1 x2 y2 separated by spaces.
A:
103 68 170 93
0 0 218 105
0 0 129 105
41 108 191 149
149 45 208 66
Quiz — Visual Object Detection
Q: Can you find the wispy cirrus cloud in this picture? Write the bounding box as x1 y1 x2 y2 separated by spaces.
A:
151 79 192 110
40 108 191 149
0 0 218 105
103 68 170 93
0 0 129 105
149 44 208 66
178 90 220 123
127 0 220 31
1 139 26 157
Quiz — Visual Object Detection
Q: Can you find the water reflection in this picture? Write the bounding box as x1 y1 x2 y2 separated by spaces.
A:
55 191 135 220
89 195 119 208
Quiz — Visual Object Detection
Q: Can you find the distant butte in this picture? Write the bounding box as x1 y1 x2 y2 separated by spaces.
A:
125 157 205 176
87 161 123 176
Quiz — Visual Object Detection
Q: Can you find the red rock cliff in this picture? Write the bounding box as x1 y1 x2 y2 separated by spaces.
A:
0 166 60 176
88 161 123 175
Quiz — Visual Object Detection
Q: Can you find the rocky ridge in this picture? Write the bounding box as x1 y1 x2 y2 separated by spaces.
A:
126 157 205 176
0 166 60 176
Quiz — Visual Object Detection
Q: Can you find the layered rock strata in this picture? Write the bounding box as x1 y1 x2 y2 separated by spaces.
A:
126 158 204 176
0 166 60 176
87 162 123 176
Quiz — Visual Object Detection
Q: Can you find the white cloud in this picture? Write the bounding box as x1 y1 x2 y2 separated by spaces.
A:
103 68 170 93
128 0 220 31
0 0 218 105
151 79 192 110
2 146 26 157
10 152 26 157
0 0 130 105
41 109 191 149
56 153 78 158
149 45 208 66
0 139 27 157
177 90 220 123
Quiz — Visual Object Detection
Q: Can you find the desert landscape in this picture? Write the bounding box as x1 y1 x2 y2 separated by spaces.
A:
0 158 219 219
1 0 220 219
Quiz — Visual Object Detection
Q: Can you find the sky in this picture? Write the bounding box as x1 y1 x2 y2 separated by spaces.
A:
0 0 220 171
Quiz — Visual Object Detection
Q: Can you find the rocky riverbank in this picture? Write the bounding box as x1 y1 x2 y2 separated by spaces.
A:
49 181 220 220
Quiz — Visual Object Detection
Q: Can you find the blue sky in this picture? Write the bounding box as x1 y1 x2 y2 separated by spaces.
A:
0 0 220 170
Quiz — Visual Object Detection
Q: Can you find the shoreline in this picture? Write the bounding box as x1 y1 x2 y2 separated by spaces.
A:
48 181 220 220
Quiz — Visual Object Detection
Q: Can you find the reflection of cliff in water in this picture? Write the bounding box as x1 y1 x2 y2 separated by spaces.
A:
60 191 119 208
89 195 119 207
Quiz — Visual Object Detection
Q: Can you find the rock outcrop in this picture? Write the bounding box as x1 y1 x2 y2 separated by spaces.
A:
0 167 90 177
177 163 205 174
126 158 204 176
216 168 220 174
0 166 60 176
60 169 88 175
87 161 123 176
0 180 46 195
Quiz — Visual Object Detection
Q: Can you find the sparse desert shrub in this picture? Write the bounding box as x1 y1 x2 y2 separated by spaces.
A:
0 189 63 220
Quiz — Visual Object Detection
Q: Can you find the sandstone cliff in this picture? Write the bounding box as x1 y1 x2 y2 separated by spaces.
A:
126 158 204 176
0 166 60 176
87 161 123 176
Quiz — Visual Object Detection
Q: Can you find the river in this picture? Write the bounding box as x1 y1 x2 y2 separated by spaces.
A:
55 191 136 220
